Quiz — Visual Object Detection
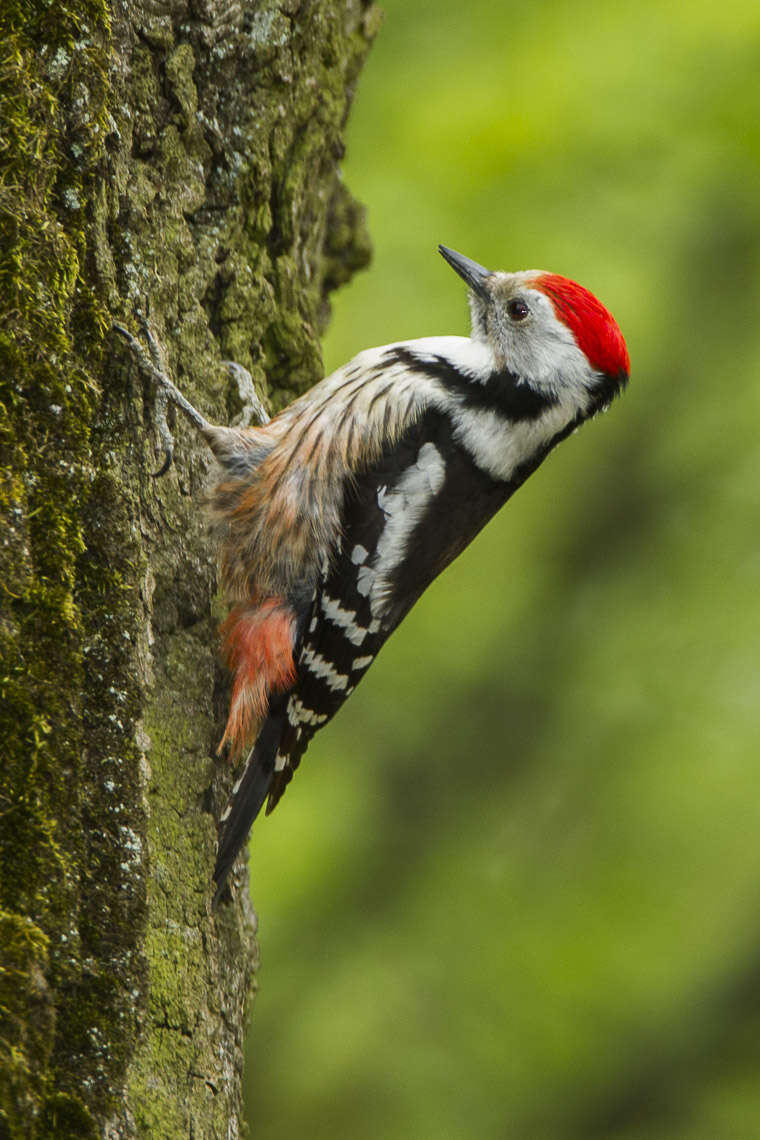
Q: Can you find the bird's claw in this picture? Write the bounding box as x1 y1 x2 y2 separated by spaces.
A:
150 386 174 477
113 319 177 475
113 319 270 473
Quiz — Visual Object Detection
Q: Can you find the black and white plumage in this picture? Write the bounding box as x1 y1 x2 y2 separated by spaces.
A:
116 245 630 905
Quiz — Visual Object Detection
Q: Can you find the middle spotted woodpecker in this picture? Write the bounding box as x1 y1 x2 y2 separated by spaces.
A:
116 244 630 904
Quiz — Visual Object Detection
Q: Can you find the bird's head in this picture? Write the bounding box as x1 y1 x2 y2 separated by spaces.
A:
439 244 629 408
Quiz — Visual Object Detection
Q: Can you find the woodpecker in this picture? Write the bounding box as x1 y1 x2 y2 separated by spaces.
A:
116 244 629 906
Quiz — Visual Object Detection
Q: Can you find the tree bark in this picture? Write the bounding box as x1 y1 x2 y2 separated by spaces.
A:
0 1 378 1136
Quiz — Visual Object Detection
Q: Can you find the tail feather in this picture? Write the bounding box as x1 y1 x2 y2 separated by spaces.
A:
212 710 285 907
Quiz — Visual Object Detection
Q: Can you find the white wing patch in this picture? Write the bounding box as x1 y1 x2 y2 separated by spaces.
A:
366 441 446 617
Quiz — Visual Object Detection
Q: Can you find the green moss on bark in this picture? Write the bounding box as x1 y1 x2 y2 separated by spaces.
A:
1 0 378 1134
0 1 118 1135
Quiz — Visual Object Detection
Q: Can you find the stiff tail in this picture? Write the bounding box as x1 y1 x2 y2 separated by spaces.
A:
212 709 285 907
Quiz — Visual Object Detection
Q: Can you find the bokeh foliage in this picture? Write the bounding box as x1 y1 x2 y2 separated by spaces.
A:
245 1 760 1136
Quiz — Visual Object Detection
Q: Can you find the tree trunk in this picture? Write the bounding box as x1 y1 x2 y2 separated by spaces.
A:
0 1 378 1136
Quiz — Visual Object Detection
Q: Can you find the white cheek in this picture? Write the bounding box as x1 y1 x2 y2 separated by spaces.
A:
452 399 580 483
501 296 594 394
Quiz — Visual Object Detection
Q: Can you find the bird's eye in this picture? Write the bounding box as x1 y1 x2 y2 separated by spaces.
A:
507 298 530 322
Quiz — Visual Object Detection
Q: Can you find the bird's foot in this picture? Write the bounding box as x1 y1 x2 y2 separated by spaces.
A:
114 319 271 475
114 317 214 476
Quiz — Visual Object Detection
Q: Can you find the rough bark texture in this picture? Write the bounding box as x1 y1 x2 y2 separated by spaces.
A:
0 1 377 1136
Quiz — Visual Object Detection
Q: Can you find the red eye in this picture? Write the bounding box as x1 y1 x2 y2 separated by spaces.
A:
508 299 530 322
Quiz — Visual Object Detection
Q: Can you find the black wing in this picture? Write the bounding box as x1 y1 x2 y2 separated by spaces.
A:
265 408 513 807
214 409 513 902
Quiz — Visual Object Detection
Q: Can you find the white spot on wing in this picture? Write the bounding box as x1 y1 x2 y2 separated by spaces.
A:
287 696 328 727
352 655 373 671
320 594 369 646
356 564 374 597
300 646 350 692
351 544 369 564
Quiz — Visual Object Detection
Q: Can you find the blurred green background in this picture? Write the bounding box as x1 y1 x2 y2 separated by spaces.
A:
244 1 760 1136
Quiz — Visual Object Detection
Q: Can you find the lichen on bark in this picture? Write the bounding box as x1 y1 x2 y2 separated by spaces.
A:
0 0 378 1135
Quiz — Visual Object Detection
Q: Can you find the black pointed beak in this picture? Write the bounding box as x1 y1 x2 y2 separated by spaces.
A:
438 245 492 299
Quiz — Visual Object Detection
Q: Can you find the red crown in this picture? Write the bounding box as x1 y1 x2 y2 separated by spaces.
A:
535 274 630 379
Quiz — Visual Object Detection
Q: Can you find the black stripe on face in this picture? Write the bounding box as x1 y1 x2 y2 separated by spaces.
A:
587 367 629 414
383 346 558 422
